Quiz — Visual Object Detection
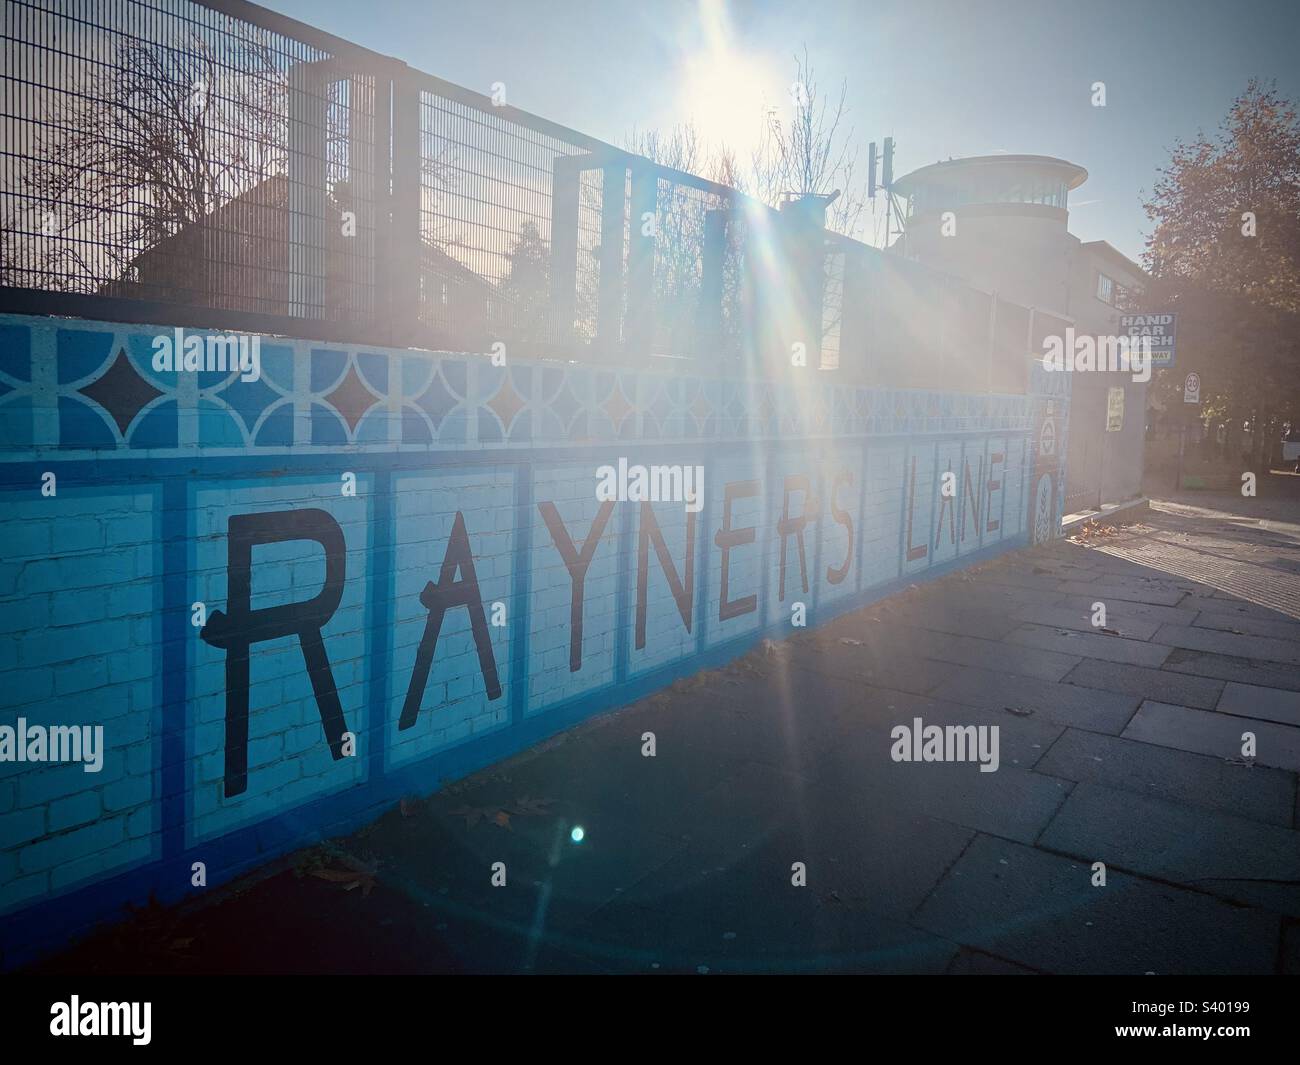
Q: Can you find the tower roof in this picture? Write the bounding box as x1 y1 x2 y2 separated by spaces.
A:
893 155 1088 196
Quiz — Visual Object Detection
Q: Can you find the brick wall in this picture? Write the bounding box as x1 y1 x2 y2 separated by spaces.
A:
0 312 1068 965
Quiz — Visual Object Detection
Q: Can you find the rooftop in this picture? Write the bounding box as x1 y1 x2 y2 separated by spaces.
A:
893 155 1089 195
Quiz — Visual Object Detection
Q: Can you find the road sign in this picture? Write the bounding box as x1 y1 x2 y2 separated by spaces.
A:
1106 386 1124 431
1119 312 1177 369
1184 371 1201 404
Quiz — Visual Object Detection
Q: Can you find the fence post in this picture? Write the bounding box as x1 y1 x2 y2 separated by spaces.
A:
389 64 422 348
549 155 583 350
986 293 998 394
287 60 328 320
698 208 727 361
625 162 657 363
597 163 626 360
364 71 390 342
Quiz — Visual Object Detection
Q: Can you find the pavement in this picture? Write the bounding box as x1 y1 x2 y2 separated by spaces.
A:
31 476 1300 974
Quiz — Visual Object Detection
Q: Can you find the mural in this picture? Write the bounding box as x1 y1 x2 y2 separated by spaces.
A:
0 313 1060 965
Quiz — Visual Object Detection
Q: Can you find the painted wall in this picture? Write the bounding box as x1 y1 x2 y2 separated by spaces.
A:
0 313 1068 965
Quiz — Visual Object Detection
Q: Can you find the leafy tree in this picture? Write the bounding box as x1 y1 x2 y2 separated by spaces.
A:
498 220 552 338
1143 79 1300 465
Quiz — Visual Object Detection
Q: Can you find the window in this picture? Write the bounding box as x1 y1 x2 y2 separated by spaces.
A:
1096 272 1114 304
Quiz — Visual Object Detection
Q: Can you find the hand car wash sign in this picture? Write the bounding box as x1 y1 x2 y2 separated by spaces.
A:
1119 313 1176 369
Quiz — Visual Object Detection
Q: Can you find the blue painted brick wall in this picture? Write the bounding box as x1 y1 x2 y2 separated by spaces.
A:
0 312 1069 965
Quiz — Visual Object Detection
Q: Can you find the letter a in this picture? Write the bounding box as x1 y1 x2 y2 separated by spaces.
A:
399 512 503 730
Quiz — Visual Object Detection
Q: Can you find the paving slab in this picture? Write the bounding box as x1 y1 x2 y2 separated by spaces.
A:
1063 658 1224 710
874 605 1027 642
913 834 1279 974
1012 603 1162 641
959 568 1068 594
927 583 1067 610
1056 594 1200 628
929 665 1139 734
901 627 1083 682
848 759 1074 846
945 947 1041 974
815 684 1065 773
1161 647 1300 692
411 789 687 928
727 793 977 923
1154 623 1300 667
1194 611 1300 642
1122 700 1300 773
1006 623 1172 668
1216 682 1300 728
1188 594 1300 624
789 637 950 696
1056 580 1189 606
1033 727 1296 827
1039 781 1300 917
570 849 959 974
1063 553 1176 580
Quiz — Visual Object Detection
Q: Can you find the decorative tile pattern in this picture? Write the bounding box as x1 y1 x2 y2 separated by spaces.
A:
78 348 163 436
0 314 1044 457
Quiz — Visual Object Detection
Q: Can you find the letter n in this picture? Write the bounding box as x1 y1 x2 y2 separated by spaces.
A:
400 511 502 730
636 502 696 650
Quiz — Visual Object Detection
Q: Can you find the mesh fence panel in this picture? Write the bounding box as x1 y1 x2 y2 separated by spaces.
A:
1 0 382 322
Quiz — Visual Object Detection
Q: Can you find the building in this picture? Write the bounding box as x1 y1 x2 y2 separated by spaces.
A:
100 174 511 348
891 154 1149 514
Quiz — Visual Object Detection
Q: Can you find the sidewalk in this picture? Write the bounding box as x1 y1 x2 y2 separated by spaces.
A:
33 482 1300 974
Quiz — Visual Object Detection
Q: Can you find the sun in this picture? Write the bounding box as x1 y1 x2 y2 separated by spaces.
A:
675 1 781 168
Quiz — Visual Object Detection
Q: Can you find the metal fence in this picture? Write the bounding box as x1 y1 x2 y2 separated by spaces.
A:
1 0 1039 391
1 0 393 331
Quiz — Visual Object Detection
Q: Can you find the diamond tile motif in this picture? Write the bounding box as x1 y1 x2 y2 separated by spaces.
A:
647 382 674 429
414 370 459 431
486 372 527 433
78 348 162 436
689 391 712 427
603 382 634 431
549 381 581 429
324 363 378 434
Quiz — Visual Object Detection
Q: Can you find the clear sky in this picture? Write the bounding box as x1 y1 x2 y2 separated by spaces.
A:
260 0 1300 263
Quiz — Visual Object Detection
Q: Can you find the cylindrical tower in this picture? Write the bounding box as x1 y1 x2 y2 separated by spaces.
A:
891 155 1088 316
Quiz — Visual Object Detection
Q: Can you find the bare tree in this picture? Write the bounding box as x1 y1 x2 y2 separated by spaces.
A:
0 19 441 322
2 27 289 297
623 121 748 355
751 47 867 240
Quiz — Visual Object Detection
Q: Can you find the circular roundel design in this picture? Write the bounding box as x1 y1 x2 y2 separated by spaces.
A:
1039 415 1056 458
1033 473 1054 544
